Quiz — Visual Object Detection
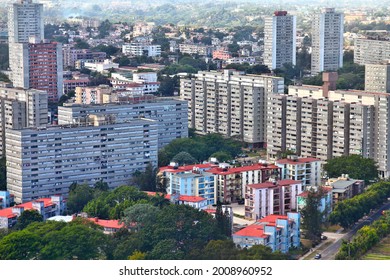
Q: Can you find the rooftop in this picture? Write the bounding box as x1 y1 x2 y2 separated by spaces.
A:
0 198 56 219
145 191 206 203
233 214 290 238
276 157 320 165
88 218 125 229
248 179 301 189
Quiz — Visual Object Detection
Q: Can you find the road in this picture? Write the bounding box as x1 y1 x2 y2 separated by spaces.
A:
321 201 390 260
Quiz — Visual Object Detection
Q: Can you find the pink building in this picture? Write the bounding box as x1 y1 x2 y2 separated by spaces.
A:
28 40 63 102
212 49 232 60
245 179 303 219
63 78 90 95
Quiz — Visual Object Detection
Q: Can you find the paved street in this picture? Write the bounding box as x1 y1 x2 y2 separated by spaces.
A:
304 201 390 260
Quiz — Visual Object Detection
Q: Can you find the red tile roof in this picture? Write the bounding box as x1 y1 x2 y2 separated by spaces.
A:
276 157 320 165
0 198 54 219
234 214 291 237
208 163 279 175
144 192 206 203
248 179 301 189
88 218 125 229
159 163 218 173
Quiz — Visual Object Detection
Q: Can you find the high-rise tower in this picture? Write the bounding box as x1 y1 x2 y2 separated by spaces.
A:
263 11 296 70
311 8 344 75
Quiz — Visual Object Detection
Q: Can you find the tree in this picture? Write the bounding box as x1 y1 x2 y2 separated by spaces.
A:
202 240 239 260
324 154 378 184
239 245 288 260
128 250 146 260
210 151 232 162
171 151 197 165
130 163 158 191
300 188 323 243
121 204 159 230
0 230 41 260
74 39 90 49
16 210 43 230
40 222 109 260
0 157 6 191
0 44 9 70
66 183 95 214
215 201 232 236
94 180 109 192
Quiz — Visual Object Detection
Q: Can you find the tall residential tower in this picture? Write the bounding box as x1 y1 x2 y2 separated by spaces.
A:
311 8 344 75
263 11 296 70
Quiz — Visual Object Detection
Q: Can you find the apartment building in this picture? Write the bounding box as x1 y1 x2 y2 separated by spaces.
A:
208 163 281 203
267 72 390 177
63 78 90 95
0 195 64 229
180 70 284 147
212 49 231 60
84 59 119 73
354 38 390 65
122 43 161 57
233 212 300 253
160 161 281 204
327 174 365 204
6 116 158 203
9 38 63 102
179 44 214 56
8 0 44 44
365 63 390 93
276 156 322 187
311 8 344 74
0 191 14 209
263 11 296 69
0 85 48 157
62 46 106 68
162 166 216 206
244 179 303 220
57 98 188 149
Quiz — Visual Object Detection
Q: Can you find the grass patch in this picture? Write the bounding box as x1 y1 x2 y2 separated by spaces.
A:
361 235 390 260
322 224 343 233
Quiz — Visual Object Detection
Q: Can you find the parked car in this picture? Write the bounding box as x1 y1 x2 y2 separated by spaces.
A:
314 253 321 259
320 235 328 240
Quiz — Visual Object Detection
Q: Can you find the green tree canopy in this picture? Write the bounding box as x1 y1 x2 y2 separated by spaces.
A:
324 154 378 184
300 188 323 243
16 210 43 230
66 183 95 214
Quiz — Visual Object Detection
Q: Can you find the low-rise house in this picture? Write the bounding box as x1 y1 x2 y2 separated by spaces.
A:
327 174 365 204
0 195 65 229
88 217 125 234
145 191 208 209
233 212 300 253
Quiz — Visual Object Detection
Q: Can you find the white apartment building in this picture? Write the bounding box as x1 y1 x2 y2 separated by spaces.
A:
267 72 390 178
276 155 322 187
311 8 344 75
6 116 158 203
0 85 48 157
8 0 44 44
263 11 296 69
57 98 188 149
365 63 390 93
354 38 390 65
122 43 161 57
178 44 214 56
180 70 284 147
84 59 119 73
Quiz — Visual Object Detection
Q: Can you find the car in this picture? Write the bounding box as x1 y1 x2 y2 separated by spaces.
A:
320 235 328 240
314 253 322 259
